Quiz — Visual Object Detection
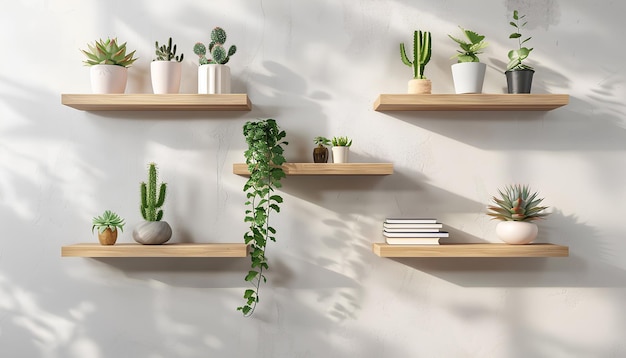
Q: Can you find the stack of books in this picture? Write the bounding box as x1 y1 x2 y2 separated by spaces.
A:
383 218 448 245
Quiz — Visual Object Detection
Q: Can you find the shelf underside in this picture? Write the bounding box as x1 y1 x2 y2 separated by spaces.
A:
61 94 251 111
374 94 569 111
233 163 394 176
372 243 569 257
62 243 248 257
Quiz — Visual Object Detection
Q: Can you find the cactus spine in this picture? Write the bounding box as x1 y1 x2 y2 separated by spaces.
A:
193 27 237 65
140 163 167 222
154 37 184 62
400 30 432 79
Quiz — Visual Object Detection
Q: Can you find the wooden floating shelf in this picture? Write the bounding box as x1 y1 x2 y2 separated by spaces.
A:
61 243 248 258
373 94 569 111
372 243 569 258
233 163 394 176
61 94 251 111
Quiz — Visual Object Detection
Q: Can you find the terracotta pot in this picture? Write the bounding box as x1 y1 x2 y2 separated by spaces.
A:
98 228 118 245
496 221 538 245
313 146 329 163
408 79 432 94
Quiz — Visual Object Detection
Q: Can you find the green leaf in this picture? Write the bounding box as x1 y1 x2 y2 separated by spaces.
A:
245 270 258 281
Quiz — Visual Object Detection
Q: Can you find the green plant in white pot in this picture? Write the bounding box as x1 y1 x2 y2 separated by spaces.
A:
133 162 172 245
487 184 549 244
81 38 137 94
151 37 184 94
331 136 352 163
448 27 489 94
193 27 237 94
400 30 432 94
505 10 534 93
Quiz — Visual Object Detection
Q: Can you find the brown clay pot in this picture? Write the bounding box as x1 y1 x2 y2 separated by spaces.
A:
313 146 329 163
98 228 118 245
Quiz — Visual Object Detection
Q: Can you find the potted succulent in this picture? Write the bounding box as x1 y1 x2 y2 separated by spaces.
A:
313 136 331 163
92 210 125 245
193 27 237 94
151 37 184 94
81 38 138 94
331 136 352 163
448 27 489 94
506 10 534 93
400 30 432 94
487 184 549 244
132 162 172 245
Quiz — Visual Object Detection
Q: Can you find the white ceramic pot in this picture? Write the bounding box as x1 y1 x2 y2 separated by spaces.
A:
451 62 487 94
331 146 350 163
90 64 127 94
495 221 538 245
151 61 182 94
198 64 231 94
407 79 432 94
132 221 172 245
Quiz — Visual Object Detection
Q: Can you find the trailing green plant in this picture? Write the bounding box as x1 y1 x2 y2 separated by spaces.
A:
92 210 125 233
81 38 138 67
193 27 237 65
238 119 288 317
507 10 534 71
487 184 549 221
140 162 167 222
331 136 352 147
400 30 432 79
448 27 488 63
154 37 184 62
314 136 331 147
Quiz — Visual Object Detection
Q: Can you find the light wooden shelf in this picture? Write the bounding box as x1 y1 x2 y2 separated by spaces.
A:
373 94 569 111
61 243 248 257
61 94 251 111
372 243 569 257
233 163 394 176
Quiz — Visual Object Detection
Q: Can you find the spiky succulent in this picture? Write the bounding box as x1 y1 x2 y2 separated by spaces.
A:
140 162 167 222
400 30 432 79
154 37 184 62
448 27 488 63
193 27 237 65
331 136 352 147
81 38 138 67
487 184 549 221
92 210 125 234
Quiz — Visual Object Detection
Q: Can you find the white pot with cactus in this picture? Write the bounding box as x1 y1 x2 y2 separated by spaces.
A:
331 136 352 163
132 163 172 245
81 38 137 94
487 184 549 245
448 27 489 94
151 37 184 94
400 30 432 94
193 27 237 94
92 210 125 246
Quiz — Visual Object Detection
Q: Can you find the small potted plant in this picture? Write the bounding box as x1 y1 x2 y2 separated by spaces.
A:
92 210 125 245
400 30 432 94
506 10 534 93
313 136 331 163
487 184 549 244
151 37 184 94
448 27 489 94
132 162 172 245
193 27 237 94
331 136 352 163
81 38 138 94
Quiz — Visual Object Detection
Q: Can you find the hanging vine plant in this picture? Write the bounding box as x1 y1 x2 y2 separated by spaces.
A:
238 118 288 316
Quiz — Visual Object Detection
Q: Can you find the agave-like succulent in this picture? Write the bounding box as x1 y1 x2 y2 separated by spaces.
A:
92 210 125 234
81 38 138 67
487 184 549 221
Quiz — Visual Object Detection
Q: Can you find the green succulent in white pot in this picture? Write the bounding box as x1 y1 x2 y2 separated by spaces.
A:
81 37 138 94
448 27 489 94
487 184 549 244
331 136 352 164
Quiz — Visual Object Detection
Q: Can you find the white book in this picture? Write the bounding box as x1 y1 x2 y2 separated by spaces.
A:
383 231 449 238
383 223 443 230
382 227 443 233
385 237 442 245
385 218 438 224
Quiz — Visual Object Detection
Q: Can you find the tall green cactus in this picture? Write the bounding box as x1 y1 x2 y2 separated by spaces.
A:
193 27 237 65
140 163 167 222
400 30 432 79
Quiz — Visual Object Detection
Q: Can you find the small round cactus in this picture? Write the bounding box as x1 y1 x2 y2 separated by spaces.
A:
194 27 237 65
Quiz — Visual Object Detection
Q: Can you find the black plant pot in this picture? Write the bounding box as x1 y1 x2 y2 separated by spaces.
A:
505 69 535 94
313 146 329 163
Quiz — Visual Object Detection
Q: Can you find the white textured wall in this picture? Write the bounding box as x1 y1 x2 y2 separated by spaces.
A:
1 0 625 357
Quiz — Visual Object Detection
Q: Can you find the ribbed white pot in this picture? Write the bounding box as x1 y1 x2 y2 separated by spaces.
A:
132 221 172 245
451 62 486 94
90 64 127 94
496 221 538 245
151 61 182 94
198 64 231 94
331 147 350 163
408 79 432 94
